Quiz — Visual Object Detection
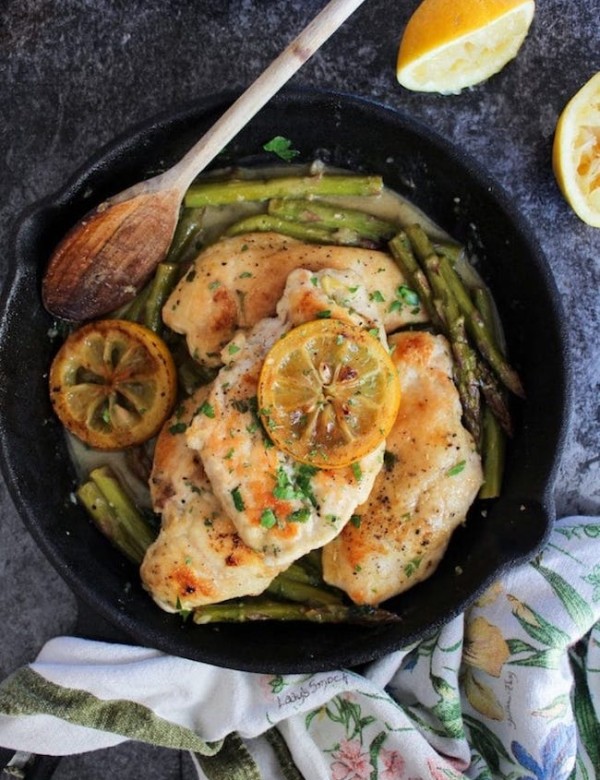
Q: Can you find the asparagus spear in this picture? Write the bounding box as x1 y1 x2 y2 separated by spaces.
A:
268 198 396 244
184 174 383 207
113 283 152 323
192 599 401 624
438 286 482 443
390 230 482 439
164 207 205 265
225 214 336 244
267 574 343 606
437 254 524 398
77 466 156 564
388 232 444 330
143 262 179 333
404 223 519 407
478 403 506 499
280 561 326 587
473 286 508 497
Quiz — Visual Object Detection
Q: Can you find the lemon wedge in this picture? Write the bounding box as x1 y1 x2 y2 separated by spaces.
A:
397 0 535 95
552 71 600 228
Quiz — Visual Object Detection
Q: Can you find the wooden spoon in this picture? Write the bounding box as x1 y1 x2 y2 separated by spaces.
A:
42 0 369 321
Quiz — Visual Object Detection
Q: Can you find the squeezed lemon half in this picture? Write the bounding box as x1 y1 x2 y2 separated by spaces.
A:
553 71 600 228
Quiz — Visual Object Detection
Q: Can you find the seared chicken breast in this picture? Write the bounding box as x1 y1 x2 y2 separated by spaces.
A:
322 331 483 605
140 391 285 611
163 232 427 366
185 268 388 565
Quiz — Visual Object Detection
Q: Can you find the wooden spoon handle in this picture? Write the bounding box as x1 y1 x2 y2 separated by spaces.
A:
162 0 368 193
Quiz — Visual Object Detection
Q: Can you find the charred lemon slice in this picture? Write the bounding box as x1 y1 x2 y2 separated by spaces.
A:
49 319 177 450
258 319 401 468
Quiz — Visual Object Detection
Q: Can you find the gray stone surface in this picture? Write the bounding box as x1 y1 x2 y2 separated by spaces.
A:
0 0 598 775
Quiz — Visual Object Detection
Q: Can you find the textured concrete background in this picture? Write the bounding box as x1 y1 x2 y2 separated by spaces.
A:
0 0 598 776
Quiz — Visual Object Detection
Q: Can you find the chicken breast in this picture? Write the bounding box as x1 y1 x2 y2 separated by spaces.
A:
321 331 483 605
140 391 285 611
185 268 388 565
163 232 427 366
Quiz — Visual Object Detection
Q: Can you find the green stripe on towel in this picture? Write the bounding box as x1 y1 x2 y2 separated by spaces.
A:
194 732 262 780
0 668 221 755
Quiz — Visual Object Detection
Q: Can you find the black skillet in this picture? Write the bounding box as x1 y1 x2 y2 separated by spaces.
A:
0 89 571 673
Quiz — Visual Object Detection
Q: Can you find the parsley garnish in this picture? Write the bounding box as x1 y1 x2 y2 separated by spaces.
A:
260 508 277 528
196 400 215 418
295 464 318 506
272 464 318 506
446 460 466 477
288 507 310 523
273 468 300 501
231 487 245 511
169 422 188 435
404 556 422 578
398 285 420 307
262 135 300 162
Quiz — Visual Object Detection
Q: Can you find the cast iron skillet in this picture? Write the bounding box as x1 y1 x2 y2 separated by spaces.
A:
0 89 570 673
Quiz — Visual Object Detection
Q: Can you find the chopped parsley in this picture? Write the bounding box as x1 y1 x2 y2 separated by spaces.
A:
231 487 245 511
272 464 318 506
404 556 422 578
260 508 277 528
295 464 318 506
350 514 362 528
196 400 215 418
288 507 310 523
389 285 420 314
446 460 466 477
169 421 188 435
262 135 300 162
273 468 301 501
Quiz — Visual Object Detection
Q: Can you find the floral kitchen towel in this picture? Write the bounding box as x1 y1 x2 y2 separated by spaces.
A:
0 514 599 779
